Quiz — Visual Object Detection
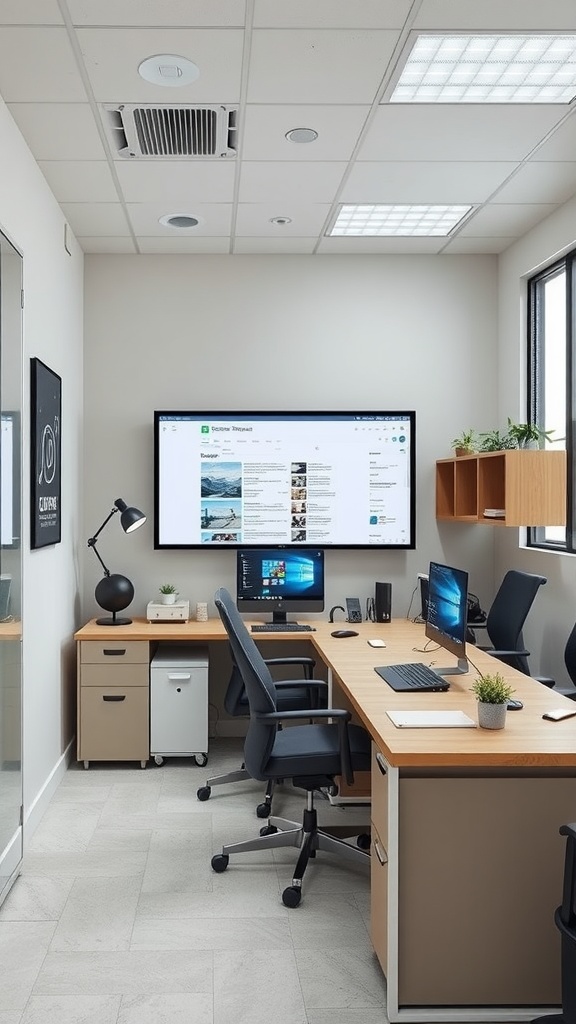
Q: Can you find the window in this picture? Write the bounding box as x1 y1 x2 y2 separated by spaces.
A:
527 252 572 550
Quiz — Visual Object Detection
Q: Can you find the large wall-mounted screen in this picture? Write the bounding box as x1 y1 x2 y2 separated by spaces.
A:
154 411 416 549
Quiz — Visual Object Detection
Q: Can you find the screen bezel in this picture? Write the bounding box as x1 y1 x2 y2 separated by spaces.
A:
236 547 325 621
425 561 469 659
154 410 416 550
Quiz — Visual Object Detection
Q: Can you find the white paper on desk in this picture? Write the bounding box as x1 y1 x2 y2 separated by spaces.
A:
386 710 477 729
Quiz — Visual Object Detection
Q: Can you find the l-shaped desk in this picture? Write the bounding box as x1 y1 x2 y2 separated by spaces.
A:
75 615 576 1023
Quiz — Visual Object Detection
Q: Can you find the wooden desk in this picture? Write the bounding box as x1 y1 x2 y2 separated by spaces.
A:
75 617 576 1022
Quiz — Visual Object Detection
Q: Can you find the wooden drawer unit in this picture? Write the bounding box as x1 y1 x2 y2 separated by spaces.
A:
370 822 388 976
77 639 150 768
371 742 389 845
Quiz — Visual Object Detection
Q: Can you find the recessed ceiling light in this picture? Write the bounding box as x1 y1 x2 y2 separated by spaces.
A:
159 214 202 229
270 216 292 225
285 127 319 144
330 204 472 237
390 34 576 103
138 54 200 87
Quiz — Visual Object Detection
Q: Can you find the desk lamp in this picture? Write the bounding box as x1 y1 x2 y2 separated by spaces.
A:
87 498 146 625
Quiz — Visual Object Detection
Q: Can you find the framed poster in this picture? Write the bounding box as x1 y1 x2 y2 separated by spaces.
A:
30 358 61 548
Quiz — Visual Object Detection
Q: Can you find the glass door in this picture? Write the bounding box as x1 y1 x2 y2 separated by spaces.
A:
0 229 23 904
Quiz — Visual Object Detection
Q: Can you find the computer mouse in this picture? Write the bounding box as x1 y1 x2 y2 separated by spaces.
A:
331 629 359 638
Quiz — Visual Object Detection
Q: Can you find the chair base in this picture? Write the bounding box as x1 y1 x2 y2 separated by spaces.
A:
197 763 275 817
211 792 370 906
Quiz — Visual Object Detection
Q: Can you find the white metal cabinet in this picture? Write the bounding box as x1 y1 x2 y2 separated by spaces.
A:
150 645 208 765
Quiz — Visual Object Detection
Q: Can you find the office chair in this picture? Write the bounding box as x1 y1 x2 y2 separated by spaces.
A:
196 645 327 816
523 622 576 697
532 822 576 1024
471 570 547 675
210 587 371 907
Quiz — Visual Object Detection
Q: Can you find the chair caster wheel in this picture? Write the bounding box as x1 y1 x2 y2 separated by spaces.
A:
356 833 371 851
195 753 208 767
256 802 271 818
282 885 301 908
259 824 278 836
197 786 211 801
211 854 229 873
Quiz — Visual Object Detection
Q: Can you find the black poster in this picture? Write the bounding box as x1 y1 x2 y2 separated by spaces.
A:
30 358 61 548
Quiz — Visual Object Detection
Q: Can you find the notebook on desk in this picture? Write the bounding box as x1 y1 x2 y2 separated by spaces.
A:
387 710 477 729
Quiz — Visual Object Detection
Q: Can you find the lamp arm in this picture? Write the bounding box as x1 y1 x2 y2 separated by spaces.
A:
87 506 120 577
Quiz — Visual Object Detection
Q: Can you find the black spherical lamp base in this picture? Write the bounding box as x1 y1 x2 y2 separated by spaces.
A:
95 573 135 626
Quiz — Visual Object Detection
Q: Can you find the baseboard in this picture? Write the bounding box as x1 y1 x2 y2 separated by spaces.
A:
24 738 75 847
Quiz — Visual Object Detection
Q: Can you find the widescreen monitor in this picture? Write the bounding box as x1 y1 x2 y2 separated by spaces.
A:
237 548 324 624
425 561 469 675
154 410 415 549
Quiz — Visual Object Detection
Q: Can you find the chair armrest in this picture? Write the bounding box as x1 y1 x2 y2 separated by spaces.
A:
265 656 315 679
256 708 355 784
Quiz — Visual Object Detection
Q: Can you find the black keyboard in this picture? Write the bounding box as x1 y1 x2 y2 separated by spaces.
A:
375 662 449 692
251 623 315 633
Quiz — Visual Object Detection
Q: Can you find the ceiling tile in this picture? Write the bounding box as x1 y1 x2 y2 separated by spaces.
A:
61 202 132 235
0 1 63 23
442 236 516 254
78 236 138 253
413 0 576 30
458 203 560 236
494 162 576 205
253 0 414 29
530 112 576 161
137 236 231 253
115 161 236 203
341 162 518 204
68 0 246 27
126 202 233 235
361 106 565 162
238 162 347 203
39 160 118 202
233 237 317 253
247 30 399 104
0 28 88 102
77 28 244 104
235 203 331 236
242 104 370 162
7 103 107 160
317 236 445 253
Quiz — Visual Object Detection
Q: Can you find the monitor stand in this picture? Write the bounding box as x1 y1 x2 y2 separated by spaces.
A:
272 611 297 625
433 657 469 676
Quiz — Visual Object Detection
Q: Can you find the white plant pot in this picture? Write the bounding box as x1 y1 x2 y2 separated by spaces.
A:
477 701 507 730
161 593 176 605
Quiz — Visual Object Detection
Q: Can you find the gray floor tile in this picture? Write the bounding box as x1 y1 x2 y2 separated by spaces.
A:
0 1013 23 1024
118 993 212 1024
21 851 147 878
306 1012 389 1024
288 892 371 948
19 994 121 1024
131 914 292 950
50 874 141 952
86 828 152 853
295 948 387 1010
33 950 213 996
26 806 101 854
0 922 56 1010
214 950 307 1024
0 876 74 922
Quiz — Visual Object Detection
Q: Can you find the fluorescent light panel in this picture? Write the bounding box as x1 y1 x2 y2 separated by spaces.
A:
390 34 576 103
330 204 472 237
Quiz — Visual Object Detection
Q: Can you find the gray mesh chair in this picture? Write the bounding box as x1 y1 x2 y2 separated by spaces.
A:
471 570 547 675
197 647 326 816
210 588 371 907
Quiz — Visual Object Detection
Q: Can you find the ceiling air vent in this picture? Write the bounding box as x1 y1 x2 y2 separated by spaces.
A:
105 104 238 159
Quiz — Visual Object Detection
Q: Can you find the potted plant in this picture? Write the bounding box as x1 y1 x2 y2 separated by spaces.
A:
506 418 557 450
451 429 477 457
478 428 517 453
159 583 178 605
471 671 515 730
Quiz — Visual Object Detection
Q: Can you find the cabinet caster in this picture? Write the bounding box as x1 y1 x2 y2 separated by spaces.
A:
195 753 208 767
197 785 211 801
83 760 89 770
282 885 301 908
211 854 229 873
154 755 164 766
140 760 147 769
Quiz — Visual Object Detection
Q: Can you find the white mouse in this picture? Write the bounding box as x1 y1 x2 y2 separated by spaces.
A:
368 638 387 648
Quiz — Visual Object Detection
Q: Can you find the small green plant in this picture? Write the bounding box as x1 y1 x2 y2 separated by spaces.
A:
159 583 178 595
450 429 477 453
478 428 517 453
506 418 557 449
471 672 515 705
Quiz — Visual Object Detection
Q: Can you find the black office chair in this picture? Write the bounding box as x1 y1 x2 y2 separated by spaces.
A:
524 622 576 697
532 823 576 1024
210 587 371 907
197 647 327 816
471 569 547 675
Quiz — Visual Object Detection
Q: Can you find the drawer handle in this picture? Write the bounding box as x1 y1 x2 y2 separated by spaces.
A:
373 839 388 866
102 649 126 657
103 694 126 702
375 752 388 775
168 673 191 681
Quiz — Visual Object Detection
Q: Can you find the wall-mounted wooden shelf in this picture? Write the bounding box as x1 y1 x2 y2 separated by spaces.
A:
436 450 566 527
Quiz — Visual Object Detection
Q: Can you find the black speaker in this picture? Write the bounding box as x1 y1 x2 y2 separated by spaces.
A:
375 582 392 623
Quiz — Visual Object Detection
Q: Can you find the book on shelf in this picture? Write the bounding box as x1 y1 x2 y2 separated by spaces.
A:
483 508 505 518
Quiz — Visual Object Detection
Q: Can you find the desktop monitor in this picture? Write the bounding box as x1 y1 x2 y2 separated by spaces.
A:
237 548 324 624
425 561 469 675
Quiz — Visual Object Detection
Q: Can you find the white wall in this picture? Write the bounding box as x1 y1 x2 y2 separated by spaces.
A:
0 98 84 829
498 195 576 688
83 253 499 625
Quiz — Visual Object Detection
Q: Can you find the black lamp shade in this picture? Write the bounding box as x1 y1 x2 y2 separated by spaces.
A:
95 574 135 626
115 498 146 534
